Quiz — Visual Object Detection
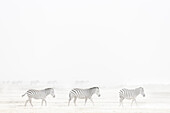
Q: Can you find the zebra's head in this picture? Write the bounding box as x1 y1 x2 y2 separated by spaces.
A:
45 88 55 98
93 87 101 97
139 87 145 97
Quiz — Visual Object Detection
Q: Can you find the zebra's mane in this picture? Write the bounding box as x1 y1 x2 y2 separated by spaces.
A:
45 88 53 91
89 87 99 90
121 87 143 90
135 87 143 90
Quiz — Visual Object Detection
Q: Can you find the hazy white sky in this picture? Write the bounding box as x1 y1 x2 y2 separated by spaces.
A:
0 0 170 85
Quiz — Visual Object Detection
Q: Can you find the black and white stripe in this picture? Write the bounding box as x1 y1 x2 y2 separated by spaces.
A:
119 87 145 107
22 88 55 107
68 87 101 106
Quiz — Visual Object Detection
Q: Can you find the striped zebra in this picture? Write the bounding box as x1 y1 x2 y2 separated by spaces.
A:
68 87 101 106
22 88 55 107
119 87 145 107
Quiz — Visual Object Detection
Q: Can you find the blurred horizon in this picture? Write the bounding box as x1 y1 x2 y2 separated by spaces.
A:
0 80 170 86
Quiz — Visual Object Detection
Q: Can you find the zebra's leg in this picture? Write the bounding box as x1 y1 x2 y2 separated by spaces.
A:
84 98 87 106
121 100 124 108
131 99 135 107
89 98 94 106
29 99 33 107
119 98 122 107
134 99 137 106
41 99 44 106
68 97 72 106
73 97 77 106
24 100 29 107
119 98 124 107
44 99 47 106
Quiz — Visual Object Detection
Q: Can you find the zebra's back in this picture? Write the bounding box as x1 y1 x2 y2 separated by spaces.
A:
70 88 92 99
26 89 47 99
119 88 137 99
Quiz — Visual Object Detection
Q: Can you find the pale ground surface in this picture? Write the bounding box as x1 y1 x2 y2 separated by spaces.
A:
0 82 170 113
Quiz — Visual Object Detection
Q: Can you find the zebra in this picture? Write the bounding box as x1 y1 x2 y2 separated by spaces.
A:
22 88 55 107
68 87 101 106
119 87 145 107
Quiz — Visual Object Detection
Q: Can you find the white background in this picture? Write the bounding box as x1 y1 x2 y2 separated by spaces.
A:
0 0 170 85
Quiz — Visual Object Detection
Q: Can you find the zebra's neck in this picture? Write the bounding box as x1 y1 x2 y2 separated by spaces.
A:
44 89 51 96
134 88 140 97
89 88 96 96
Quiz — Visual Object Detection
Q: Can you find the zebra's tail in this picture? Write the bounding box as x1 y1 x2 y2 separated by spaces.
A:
22 92 27 97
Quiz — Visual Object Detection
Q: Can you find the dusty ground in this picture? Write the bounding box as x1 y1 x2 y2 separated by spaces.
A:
0 82 170 113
